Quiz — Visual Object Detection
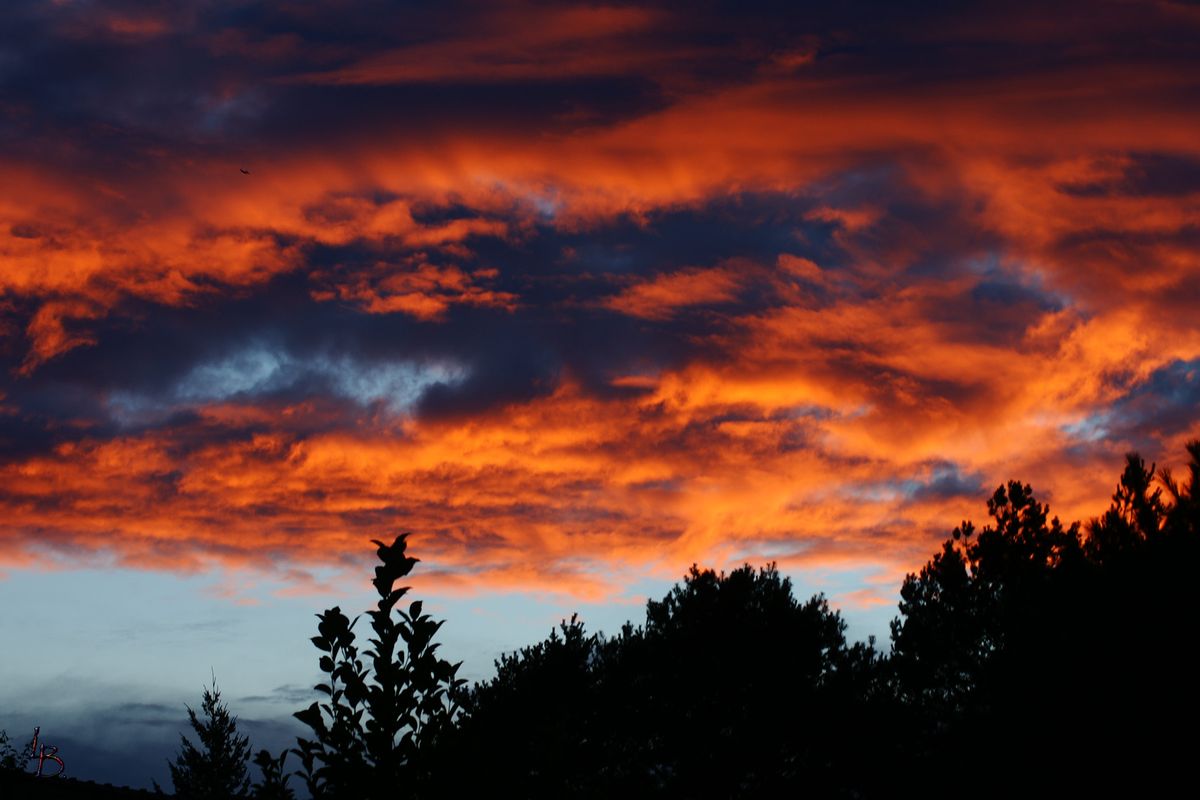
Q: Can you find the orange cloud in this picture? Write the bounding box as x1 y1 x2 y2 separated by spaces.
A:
0 348 1125 601
602 266 742 319
312 260 518 319
20 299 104 374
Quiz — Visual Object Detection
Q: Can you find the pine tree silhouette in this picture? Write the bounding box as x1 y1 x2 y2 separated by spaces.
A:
156 675 252 799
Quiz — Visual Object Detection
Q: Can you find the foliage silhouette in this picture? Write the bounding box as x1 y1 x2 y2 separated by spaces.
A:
250 748 294 800
427 612 604 798
430 563 891 798
1161 439 1200 537
155 677 252 799
423 440 1200 798
291 534 466 800
889 443 1200 797
1084 452 1165 563
122 440 1199 798
0 728 23 772
889 480 1082 714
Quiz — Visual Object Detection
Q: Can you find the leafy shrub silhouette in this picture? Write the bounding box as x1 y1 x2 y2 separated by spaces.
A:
292 534 466 800
250 748 294 800
156 677 252 799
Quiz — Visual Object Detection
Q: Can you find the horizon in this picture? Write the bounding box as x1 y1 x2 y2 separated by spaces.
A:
2 0 1199 791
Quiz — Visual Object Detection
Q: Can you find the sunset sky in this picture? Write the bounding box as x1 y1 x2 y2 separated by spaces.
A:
2 0 1199 789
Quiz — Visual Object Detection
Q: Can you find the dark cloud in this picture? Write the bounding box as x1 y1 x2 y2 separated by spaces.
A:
1060 153 1200 198
237 682 317 706
905 461 987 503
0 189 857 440
1102 359 1200 447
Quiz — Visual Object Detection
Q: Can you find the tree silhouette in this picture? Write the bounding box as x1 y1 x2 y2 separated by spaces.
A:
1069 444 1200 793
433 562 886 798
888 441 1200 797
624 563 878 797
429 613 604 798
890 481 1082 712
434 441 1200 797
1161 439 1200 537
292 534 466 800
1084 453 1165 562
156 677 252 799
281 442 1200 798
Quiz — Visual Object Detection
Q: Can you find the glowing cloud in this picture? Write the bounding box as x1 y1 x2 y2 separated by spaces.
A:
1 0 1198 602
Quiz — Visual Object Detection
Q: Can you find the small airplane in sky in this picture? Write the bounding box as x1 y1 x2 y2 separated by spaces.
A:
240 168 251 175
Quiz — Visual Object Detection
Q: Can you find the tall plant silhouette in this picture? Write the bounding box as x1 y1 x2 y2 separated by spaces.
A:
251 748 295 800
292 534 465 800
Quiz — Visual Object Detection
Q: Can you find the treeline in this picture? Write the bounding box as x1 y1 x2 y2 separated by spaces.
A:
5 443 1199 798
429 444 1200 798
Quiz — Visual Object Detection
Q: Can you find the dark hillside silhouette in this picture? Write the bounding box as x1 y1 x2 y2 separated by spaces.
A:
0 770 161 798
